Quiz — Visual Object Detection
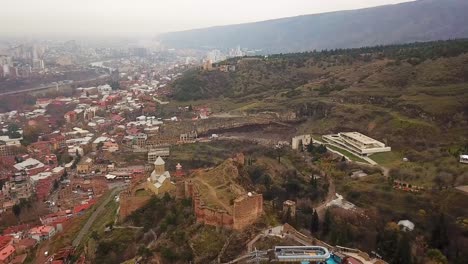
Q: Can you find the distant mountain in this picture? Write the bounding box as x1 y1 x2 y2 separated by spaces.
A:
157 0 468 53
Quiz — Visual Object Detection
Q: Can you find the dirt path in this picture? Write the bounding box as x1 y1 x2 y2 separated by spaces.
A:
195 178 232 212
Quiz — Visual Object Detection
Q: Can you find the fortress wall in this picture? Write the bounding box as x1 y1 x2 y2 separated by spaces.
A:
233 193 263 230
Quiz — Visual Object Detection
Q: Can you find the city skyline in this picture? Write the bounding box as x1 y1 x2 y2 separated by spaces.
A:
1 0 415 38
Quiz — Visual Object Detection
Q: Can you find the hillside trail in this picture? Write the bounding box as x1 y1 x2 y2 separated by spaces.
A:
195 177 232 212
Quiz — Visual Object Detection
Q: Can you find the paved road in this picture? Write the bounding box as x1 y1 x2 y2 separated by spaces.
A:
72 187 123 247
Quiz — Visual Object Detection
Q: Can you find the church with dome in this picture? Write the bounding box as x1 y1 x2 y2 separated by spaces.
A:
146 156 175 195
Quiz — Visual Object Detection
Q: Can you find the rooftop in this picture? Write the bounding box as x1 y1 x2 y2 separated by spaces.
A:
0 244 15 261
340 132 383 145
154 156 165 166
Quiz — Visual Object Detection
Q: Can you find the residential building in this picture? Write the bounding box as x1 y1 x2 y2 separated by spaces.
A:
13 158 45 176
92 136 109 151
29 226 56 241
148 148 170 163
0 141 15 157
180 131 197 143
322 132 391 156
77 158 93 174
102 141 119 152
134 133 148 148
0 136 22 147
0 244 15 263
64 111 77 123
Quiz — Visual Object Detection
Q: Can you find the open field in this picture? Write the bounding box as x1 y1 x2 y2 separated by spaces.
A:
369 152 404 167
325 145 367 163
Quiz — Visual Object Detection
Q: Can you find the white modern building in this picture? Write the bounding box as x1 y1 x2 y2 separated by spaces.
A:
460 155 468 164
322 132 391 156
291 134 312 150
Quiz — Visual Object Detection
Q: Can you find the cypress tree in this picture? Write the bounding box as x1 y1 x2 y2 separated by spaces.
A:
311 209 319 233
322 209 331 236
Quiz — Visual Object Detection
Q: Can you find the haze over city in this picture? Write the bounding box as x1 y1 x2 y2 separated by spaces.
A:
1 0 415 38
0 0 467 263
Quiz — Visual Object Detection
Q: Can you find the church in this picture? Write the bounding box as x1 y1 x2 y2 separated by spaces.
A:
146 156 175 195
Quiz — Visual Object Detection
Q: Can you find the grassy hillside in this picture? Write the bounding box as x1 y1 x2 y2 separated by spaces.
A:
172 40 468 155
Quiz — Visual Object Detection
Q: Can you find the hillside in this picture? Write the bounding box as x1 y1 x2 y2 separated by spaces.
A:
157 0 468 53
171 40 468 153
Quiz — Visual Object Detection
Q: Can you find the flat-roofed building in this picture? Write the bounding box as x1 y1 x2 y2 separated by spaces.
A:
77 157 93 174
460 155 468 164
0 141 15 157
323 132 391 156
148 148 170 163
291 135 312 150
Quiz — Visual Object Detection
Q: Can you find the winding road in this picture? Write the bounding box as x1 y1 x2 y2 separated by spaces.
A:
72 186 124 247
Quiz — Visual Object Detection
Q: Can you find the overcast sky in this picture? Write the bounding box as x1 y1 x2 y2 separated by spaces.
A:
1 0 415 38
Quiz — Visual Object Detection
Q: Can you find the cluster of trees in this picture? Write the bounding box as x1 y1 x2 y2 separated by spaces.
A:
94 195 196 263
260 168 327 203
377 222 413 264
12 198 33 222
126 195 195 263
94 230 139 264
267 39 468 65
2 124 22 139
306 143 327 156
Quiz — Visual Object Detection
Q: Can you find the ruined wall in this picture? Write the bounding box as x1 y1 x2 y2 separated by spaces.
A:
233 193 263 230
177 179 263 230
190 184 234 229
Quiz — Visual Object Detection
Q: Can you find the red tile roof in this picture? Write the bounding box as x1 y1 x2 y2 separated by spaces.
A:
0 244 15 262
15 238 37 249
3 224 30 235
0 236 12 249
10 253 27 264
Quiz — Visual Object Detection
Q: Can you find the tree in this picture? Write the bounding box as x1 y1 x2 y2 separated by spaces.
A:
377 222 400 262
311 209 319 233
110 81 120 90
431 213 449 251
307 143 315 153
138 246 153 259
276 146 284 164
311 176 318 190
53 179 59 190
426 249 448 264
91 230 100 240
97 142 104 150
317 144 327 154
7 123 21 139
282 207 291 224
394 233 412 264
322 209 331 236
12 204 21 220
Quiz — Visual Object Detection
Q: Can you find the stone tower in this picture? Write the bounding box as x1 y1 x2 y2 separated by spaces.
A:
154 156 165 175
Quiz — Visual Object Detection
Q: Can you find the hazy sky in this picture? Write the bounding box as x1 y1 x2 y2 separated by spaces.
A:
1 0 415 38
